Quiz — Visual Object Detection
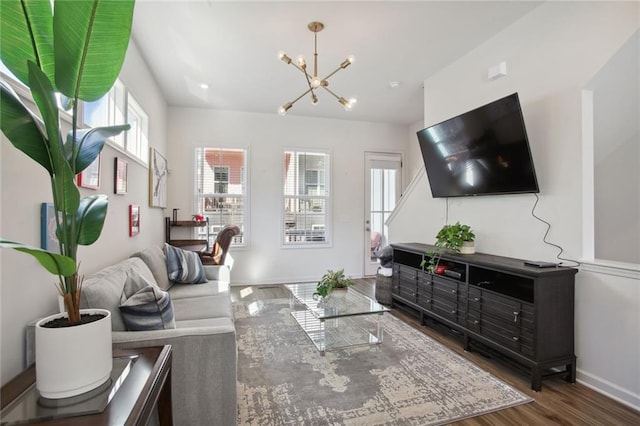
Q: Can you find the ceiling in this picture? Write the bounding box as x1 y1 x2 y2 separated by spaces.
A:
131 1 542 125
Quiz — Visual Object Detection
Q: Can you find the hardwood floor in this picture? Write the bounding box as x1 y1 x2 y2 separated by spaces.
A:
231 279 640 425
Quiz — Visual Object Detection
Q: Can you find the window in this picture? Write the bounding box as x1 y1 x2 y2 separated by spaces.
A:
283 150 330 245
195 147 246 247
214 166 229 194
126 95 149 164
82 79 148 164
583 30 639 266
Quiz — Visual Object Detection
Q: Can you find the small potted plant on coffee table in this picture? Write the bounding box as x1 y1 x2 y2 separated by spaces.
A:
421 222 475 274
313 269 355 299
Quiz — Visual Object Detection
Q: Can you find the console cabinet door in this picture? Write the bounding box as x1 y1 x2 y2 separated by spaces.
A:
417 273 432 309
468 286 535 357
394 264 418 304
431 276 466 326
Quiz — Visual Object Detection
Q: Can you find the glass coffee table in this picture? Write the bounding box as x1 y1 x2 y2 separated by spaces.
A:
285 283 390 355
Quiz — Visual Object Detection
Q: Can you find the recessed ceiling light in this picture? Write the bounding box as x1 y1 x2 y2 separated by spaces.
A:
200 83 209 89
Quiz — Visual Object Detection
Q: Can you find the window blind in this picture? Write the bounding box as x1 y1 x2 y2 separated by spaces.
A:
283 150 330 244
195 147 246 246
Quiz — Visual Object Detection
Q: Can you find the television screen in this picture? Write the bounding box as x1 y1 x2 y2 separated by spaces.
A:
417 93 539 198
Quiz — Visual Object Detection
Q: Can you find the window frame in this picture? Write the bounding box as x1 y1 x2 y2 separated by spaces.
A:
282 148 332 248
80 79 149 166
193 146 249 248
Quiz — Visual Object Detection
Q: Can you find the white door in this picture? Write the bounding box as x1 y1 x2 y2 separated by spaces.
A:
364 152 402 276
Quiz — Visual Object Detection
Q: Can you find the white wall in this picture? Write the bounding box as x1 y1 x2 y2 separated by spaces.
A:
588 31 640 264
405 119 425 187
388 1 640 410
0 39 168 385
167 108 408 285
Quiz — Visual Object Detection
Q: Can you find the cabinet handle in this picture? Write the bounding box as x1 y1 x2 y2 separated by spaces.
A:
473 297 480 302
513 311 520 322
451 310 457 314
451 289 457 294
472 320 479 325
512 336 519 342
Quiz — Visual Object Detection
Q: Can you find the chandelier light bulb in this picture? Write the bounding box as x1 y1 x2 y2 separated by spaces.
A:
278 51 292 64
348 55 355 64
278 102 293 116
349 97 357 105
297 55 306 67
311 76 322 88
311 94 319 105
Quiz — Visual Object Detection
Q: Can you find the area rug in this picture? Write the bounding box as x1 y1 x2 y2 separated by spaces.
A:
234 296 533 425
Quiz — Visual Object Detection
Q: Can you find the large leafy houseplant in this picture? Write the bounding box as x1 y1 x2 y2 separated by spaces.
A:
421 222 475 274
0 0 135 324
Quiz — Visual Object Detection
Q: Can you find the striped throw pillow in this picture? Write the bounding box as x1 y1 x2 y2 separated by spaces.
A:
165 244 208 284
119 283 175 331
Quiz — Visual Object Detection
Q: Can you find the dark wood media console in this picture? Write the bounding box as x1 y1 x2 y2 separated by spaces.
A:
390 242 578 391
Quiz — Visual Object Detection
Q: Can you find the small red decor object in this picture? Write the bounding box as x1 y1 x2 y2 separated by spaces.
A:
435 264 451 275
193 214 205 222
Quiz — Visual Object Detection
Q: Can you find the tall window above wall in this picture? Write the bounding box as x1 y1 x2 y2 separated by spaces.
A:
583 30 639 267
194 147 246 247
82 79 149 164
283 150 330 246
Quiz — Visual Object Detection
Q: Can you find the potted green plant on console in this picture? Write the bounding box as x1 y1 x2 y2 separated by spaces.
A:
0 0 135 399
421 222 475 274
313 269 355 299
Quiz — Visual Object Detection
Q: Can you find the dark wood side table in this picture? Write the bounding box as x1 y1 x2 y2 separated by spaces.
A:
1 345 172 425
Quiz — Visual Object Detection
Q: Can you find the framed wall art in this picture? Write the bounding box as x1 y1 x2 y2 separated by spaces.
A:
40 203 60 253
114 157 128 195
77 154 101 189
149 147 168 208
129 204 140 236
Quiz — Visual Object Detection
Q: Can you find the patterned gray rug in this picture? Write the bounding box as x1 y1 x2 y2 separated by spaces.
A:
234 297 532 425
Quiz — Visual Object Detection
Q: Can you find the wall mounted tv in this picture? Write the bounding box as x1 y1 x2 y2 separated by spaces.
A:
417 92 539 198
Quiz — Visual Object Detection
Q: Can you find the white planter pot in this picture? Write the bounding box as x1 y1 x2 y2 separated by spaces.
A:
459 241 475 254
329 288 348 298
35 308 112 399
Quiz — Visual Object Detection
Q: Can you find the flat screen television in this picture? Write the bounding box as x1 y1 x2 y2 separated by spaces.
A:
417 93 539 198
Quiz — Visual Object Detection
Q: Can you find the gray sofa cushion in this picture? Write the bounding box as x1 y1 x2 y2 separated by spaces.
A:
119 277 176 331
80 257 159 331
169 280 230 300
165 244 207 284
131 246 172 290
172 295 233 321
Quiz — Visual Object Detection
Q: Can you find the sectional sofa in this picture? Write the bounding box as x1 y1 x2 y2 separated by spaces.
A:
79 245 237 426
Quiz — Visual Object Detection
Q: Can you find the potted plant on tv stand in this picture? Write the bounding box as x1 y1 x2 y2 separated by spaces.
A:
421 222 475 275
0 0 135 399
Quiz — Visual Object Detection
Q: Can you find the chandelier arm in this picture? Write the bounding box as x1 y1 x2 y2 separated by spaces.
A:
290 63 318 98
289 87 314 106
320 85 341 100
320 65 347 83
289 62 308 76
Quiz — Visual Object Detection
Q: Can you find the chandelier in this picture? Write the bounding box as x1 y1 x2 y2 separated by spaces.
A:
278 21 356 116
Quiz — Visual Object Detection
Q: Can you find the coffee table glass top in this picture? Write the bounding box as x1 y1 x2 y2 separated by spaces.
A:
285 283 389 319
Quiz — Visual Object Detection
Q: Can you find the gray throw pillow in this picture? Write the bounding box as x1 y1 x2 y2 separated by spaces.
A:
119 281 176 331
165 243 207 284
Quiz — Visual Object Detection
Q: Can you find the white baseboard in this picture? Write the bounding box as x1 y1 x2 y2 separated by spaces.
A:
577 369 640 412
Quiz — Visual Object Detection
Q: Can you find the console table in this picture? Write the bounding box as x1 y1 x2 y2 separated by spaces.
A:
390 243 577 391
1 345 173 425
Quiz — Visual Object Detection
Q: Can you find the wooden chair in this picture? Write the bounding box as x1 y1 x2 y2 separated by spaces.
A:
200 224 240 265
